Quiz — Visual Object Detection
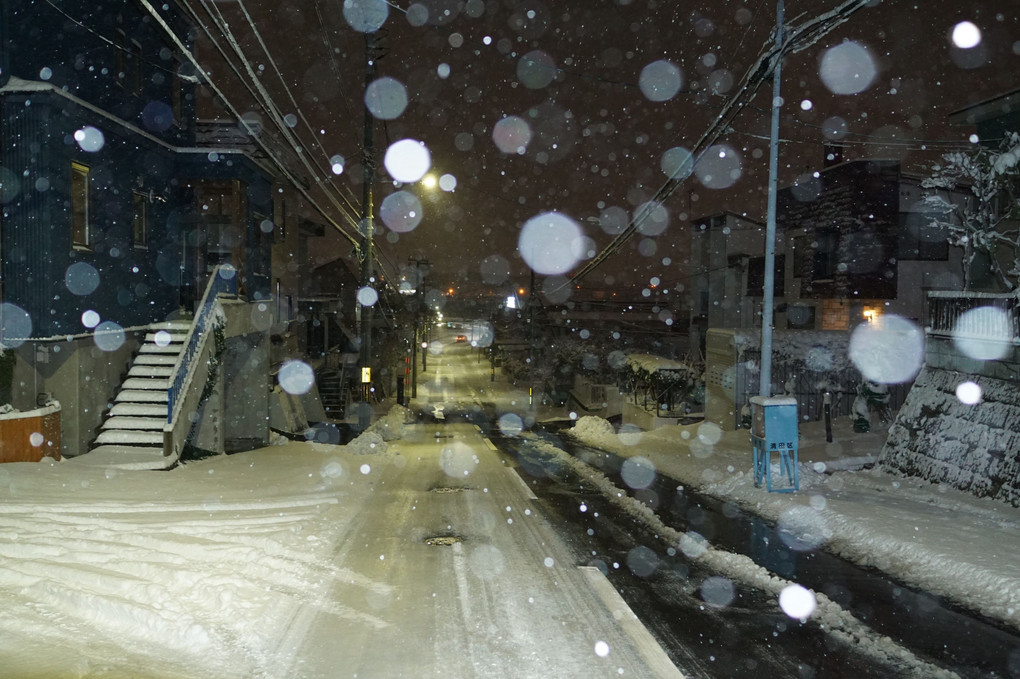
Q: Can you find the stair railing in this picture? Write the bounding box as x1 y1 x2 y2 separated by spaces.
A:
166 265 238 426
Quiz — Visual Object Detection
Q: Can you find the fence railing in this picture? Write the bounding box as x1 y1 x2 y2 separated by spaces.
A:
167 265 238 425
927 290 1020 341
739 349 911 423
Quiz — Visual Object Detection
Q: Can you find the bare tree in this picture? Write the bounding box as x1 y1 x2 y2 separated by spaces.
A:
922 131 1020 291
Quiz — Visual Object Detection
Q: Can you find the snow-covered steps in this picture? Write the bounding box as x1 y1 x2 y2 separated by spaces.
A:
121 377 170 391
94 430 163 446
85 319 191 467
100 416 164 431
115 389 168 404
108 403 168 418
143 330 188 344
133 354 177 366
138 343 183 355
127 365 174 378
72 444 176 471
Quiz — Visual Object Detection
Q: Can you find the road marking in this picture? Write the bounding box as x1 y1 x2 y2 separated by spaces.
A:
508 467 538 500
482 437 498 451
579 566 687 679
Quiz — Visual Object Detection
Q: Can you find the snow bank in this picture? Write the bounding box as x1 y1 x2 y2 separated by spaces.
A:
366 405 415 442
525 434 957 677
571 415 616 442
345 431 387 456
567 414 1020 635
342 405 415 456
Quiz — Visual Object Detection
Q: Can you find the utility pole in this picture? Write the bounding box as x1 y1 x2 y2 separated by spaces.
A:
759 0 784 398
528 267 536 408
408 257 428 400
358 31 377 430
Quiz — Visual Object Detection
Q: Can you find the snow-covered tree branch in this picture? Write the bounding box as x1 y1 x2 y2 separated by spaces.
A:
922 131 1020 291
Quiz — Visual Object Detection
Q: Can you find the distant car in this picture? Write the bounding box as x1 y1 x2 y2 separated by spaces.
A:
455 334 467 343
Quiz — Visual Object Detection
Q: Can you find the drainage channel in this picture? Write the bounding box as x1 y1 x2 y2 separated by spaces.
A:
548 433 1019 679
499 434 900 677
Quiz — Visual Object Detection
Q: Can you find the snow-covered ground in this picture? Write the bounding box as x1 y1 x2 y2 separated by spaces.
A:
0 399 677 678
3 333 1017 677
566 412 1020 637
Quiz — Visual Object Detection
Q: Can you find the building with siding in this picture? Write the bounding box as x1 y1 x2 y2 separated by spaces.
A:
0 1 275 460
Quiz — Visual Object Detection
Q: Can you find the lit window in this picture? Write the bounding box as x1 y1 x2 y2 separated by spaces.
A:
71 162 91 248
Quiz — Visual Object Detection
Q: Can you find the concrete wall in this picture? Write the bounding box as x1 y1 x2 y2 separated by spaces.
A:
12 331 142 458
880 334 1020 506
222 332 269 452
570 374 622 418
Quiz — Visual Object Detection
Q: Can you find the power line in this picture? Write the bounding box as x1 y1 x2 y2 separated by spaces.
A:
128 0 367 252
233 0 369 217
183 0 364 235
565 0 876 289
41 0 195 82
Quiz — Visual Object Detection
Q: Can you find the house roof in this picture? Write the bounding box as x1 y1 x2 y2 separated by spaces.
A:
948 88 1020 126
0 76 275 177
692 210 765 228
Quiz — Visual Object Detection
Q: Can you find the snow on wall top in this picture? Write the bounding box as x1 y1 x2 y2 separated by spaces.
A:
626 353 692 374
730 329 858 374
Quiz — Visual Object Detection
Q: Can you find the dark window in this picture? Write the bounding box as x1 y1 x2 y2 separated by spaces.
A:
172 59 183 127
115 30 127 86
254 211 268 250
787 305 816 329
898 213 949 261
812 229 837 282
747 254 785 297
130 41 143 95
791 236 809 278
276 197 286 241
133 192 148 248
71 162 91 248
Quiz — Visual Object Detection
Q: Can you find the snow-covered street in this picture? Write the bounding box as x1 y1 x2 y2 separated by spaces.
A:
3 336 1020 677
0 411 677 678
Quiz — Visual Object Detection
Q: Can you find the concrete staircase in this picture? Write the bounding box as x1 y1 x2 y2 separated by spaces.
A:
85 321 191 470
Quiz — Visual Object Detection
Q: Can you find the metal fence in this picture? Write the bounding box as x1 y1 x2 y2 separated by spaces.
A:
928 290 1020 340
740 349 911 422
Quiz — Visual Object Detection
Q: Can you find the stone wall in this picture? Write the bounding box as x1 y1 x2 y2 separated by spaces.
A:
879 335 1020 506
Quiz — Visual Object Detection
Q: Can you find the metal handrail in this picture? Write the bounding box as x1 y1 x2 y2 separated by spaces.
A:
927 290 1019 341
166 265 238 424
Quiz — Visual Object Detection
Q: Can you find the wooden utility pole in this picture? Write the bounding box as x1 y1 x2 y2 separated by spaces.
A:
358 32 377 430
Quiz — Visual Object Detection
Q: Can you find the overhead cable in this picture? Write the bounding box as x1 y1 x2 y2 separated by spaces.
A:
135 0 364 251
184 0 364 236
565 0 875 288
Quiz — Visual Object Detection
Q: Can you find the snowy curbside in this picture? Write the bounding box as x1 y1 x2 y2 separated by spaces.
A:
525 433 960 678
365 404 415 442
567 416 1020 636
339 405 416 456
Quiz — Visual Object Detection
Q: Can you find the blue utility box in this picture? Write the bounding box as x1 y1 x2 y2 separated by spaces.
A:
750 396 799 492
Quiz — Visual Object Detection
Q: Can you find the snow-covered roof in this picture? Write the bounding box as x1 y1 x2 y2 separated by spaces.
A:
0 76 268 171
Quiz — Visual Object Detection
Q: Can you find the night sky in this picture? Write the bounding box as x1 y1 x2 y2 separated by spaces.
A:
194 0 1020 297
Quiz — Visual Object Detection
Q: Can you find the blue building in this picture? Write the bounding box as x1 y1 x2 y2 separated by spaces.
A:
1 1 275 462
